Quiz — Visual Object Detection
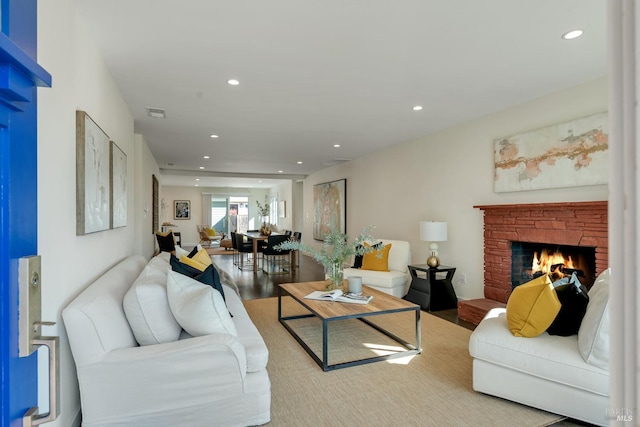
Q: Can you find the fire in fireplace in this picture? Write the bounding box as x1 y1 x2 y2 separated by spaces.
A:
511 242 596 289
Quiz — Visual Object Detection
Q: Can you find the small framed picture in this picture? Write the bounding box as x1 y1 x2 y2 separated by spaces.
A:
174 200 190 220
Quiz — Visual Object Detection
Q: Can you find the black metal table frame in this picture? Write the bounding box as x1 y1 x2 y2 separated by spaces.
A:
278 286 421 371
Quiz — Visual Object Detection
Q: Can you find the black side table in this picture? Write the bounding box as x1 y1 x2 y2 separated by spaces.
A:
404 265 457 311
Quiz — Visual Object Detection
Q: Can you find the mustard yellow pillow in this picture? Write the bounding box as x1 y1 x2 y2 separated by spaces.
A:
506 275 561 338
205 227 217 237
361 242 391 272
191 249 213 268
179 255 207 272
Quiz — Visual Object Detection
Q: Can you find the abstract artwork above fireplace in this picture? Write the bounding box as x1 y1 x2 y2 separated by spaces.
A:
494 111 609 193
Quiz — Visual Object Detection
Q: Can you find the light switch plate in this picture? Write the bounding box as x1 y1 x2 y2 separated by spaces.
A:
18 255 41 357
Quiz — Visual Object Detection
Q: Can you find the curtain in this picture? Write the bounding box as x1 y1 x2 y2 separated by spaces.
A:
202 194 212 227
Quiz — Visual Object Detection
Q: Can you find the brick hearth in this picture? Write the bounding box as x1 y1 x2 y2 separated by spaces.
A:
458 201 608 325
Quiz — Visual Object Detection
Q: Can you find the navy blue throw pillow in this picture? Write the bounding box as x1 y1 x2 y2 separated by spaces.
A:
547 279 589 336
187 246 199 258
352 242 382 268
155 231 175 253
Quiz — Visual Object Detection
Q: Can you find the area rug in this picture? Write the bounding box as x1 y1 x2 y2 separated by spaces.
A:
244 296 564 427
206 247 232 255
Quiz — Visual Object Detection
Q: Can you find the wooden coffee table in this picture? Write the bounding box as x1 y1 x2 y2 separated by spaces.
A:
278 281 421 371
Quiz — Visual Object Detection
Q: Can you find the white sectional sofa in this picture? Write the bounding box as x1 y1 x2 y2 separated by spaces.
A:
343 239 411 297
63 252 271 427
469 269 611 426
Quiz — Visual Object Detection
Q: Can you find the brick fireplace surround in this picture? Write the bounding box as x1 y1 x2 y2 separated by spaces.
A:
457 201 608 325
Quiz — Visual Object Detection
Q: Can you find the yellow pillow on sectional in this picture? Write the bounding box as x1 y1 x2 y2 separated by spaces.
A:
361 242 392 272
179 255 208 272
506 274 561 338
191 248 213 268
205 227 217 237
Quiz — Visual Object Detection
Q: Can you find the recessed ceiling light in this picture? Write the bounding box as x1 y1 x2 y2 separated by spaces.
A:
258 180 263 183
333 144 341 148
297 161 303 164
210 134 219 138
413 105 423 111
562 29 583 40
203 155 210 159
227 79 240 86
195 178 200 181
195 184 199 187
199 166 205 170
278 170 284 173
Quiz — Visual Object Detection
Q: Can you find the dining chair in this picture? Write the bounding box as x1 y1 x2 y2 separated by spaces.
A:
234 232 254 270
261 234 291 275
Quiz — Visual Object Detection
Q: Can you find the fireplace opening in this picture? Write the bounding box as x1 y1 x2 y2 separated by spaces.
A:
511 242 596 290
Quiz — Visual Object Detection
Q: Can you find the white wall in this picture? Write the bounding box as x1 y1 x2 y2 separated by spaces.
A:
302 77 609 301
134 134 161 258
36 1 159 425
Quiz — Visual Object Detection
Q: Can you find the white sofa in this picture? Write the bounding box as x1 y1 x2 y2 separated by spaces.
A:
469 269 610 426
343 239 411 297
62 252 271 427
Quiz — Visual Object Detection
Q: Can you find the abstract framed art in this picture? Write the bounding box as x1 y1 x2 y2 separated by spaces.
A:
174 200 191 220
494 112 609 193
110 141 127 228
313 179 346 241
76 110 111 235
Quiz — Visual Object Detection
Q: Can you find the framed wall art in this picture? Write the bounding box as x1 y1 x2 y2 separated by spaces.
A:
494 111 609 193
110 141 127 228
174 200 191 220
313 178 346 241
76 110 111 235
152 175 159 234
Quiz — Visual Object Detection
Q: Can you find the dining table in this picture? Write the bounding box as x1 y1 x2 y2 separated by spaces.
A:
242 231 295 273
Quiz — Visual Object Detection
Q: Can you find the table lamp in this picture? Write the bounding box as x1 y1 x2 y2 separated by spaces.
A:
420 221 448 267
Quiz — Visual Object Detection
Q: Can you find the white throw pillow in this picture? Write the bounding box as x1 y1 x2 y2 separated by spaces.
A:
578 268 610 370
166 271 237 337
174 245 190 258
123 265 182 346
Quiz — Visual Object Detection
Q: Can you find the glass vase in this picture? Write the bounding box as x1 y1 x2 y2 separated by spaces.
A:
325 261 344 290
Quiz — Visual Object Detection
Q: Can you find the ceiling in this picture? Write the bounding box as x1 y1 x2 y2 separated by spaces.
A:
76 0 607 189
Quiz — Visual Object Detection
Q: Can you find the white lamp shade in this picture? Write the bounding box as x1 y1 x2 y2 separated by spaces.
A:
420 221 447 242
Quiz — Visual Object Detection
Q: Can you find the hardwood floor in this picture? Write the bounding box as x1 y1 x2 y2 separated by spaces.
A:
212 252 326 300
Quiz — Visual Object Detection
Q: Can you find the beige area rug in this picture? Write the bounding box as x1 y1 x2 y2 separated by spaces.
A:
244 297 564 427
206 246 233 255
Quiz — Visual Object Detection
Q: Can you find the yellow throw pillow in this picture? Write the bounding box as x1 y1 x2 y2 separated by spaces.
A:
506 275 561 338
361 242 392 272
191 249 213 268
179 255 208 272
205 227 217 237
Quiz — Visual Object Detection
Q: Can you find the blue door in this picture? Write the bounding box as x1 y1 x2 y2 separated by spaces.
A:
0 0 51 426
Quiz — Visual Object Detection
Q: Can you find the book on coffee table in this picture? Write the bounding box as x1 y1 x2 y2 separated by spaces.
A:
304 289 373 304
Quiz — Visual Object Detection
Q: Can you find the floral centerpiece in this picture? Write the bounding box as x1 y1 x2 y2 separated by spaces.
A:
276 223 379 290
256 196 271 235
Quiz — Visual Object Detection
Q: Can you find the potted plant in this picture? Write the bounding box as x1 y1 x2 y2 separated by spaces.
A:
276 223 380 290
256 196 271 235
